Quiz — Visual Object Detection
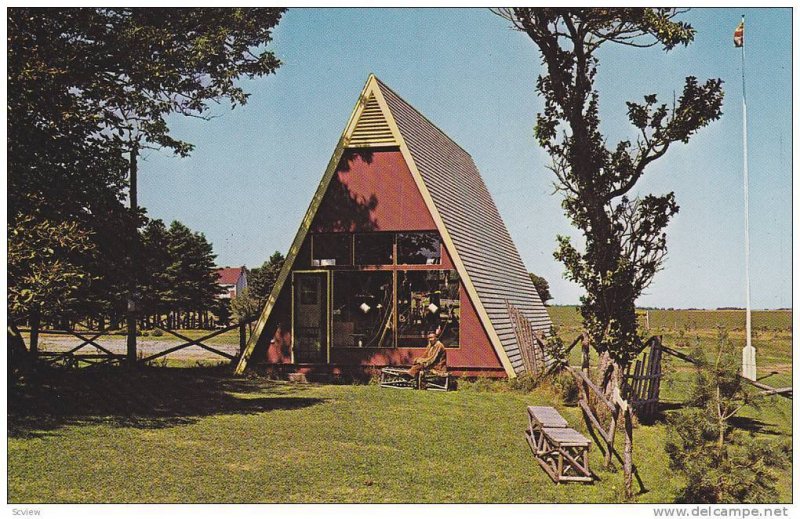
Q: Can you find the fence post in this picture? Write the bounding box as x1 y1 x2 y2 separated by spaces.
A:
580 332 591 410
127 300 137 367
581 332 590 375
239 320 247 355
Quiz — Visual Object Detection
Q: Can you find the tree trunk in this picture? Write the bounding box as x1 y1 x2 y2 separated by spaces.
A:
597 350 615 399
239 320 247 355
29 305 40 358
126 142 138 367
615 363 634 499
623 405 634 499
8 320 31 376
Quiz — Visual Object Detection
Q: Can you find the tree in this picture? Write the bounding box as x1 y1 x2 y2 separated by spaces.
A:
9 8 285 165
493 8 724 497
165 222 223 327
139 220 175 323
8 8 285 336
8 214 96 355
231 251 285 332
666 331 788 503
248 251 286 304
529 273 553 305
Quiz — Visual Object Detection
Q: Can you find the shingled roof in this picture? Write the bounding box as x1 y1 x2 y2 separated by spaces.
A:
377 79 551 375
235 75 551 377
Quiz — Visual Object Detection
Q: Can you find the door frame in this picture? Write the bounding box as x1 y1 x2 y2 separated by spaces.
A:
291 270 331 364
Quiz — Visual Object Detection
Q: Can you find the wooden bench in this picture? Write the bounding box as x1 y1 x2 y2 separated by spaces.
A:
420 370 450 391
379 367 417 389
379 367 451 391
525 405 593 484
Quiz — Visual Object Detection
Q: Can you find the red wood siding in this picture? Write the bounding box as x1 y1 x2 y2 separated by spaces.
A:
254 146 504 377
258 277 503 376
311 149 436 232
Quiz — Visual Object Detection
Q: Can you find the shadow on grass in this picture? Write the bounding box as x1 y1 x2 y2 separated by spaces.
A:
643 401 781 436
8 365 326 438
727 416 782 436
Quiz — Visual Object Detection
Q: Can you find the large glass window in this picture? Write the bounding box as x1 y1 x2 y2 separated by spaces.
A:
397 270 460 348
312 233 352 266
332 271 394 348
397 232 441 265
354 233 394 265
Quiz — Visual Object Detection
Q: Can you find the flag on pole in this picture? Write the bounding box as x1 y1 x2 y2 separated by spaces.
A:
734 19 744 47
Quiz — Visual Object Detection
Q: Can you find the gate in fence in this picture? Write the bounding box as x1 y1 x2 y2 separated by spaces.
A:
622 336 664 422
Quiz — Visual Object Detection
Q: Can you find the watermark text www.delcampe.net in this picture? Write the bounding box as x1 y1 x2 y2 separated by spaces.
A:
654 506 790 517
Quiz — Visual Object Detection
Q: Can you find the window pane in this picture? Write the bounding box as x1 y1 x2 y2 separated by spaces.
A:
397 232 441 265
397 270 460 348
312 234 352 266
354 233 394 265
332 271 394 348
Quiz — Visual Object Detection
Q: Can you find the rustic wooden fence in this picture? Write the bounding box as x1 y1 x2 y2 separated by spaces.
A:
19 318 254 368
506 301 547 377
544 332 648 492
622 336 664 422
137 321 250 364
25 327 126 368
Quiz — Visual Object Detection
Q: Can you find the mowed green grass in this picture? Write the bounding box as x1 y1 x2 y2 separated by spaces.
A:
6 373 682 503
8 308 792 504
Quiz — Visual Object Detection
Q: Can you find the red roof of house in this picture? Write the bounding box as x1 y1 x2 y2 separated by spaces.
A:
216 267 244 285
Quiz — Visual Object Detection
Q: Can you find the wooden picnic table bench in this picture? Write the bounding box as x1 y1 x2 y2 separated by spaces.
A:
525 405 593 484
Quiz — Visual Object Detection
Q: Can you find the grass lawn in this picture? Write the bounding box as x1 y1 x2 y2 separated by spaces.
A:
8 308 792 504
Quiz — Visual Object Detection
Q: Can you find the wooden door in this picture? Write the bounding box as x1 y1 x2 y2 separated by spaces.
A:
293 272 328 364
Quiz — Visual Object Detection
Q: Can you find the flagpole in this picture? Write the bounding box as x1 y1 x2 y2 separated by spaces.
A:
740 14 756 381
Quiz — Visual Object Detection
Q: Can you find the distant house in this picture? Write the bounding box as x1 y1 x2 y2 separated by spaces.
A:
215 266 248 299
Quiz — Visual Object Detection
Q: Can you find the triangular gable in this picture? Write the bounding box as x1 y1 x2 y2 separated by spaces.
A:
235 75 517 376
346 93 397 148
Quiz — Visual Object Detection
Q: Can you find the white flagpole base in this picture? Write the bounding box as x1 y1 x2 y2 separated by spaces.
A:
742 345 757 381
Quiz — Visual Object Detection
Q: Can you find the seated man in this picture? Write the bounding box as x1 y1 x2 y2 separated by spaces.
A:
407 332 447 378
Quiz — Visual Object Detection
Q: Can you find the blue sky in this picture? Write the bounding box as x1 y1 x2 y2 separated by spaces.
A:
138 8 792 309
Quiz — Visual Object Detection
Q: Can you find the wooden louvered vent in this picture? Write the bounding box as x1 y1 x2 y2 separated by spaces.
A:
347 94 396 147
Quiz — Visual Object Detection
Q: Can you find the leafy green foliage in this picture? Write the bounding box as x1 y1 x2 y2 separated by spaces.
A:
230 251 285 325
156 221 224 317
666 331 788 503
8 8 284 323
8 215 95 316
494 8 723 367
248 251 286 304
230 287 262 326
529 273 553 304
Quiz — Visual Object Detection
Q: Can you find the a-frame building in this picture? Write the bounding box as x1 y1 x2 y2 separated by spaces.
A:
235 75 551 379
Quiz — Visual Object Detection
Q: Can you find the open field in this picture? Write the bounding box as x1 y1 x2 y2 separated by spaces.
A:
550 307 793 388
8 308 792 503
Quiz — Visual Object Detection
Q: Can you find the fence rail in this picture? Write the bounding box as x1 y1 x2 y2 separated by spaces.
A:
18 318 254 368
138 322 246 364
